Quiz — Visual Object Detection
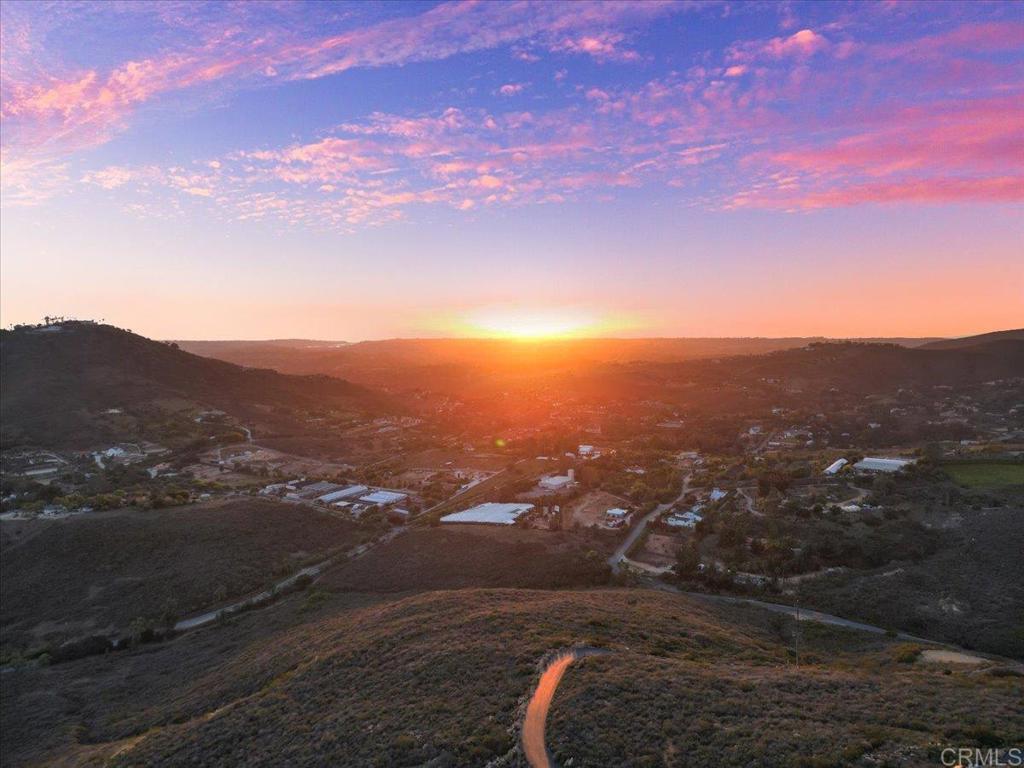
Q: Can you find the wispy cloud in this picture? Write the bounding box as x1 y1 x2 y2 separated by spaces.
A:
1 0 682 201
3 2 1022 219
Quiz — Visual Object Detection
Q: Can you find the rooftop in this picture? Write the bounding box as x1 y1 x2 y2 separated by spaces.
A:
854 457 914 473
440 502 534 525
360 490 408 505
318 485 368 503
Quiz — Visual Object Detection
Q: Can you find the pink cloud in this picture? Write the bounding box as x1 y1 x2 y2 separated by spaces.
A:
1 0 684 202
870 21 1024 62
734 93 1024 209
730 28 829 63
737 177 1024 210
552 31 641 62
499 83 525 96
768 96 1024 175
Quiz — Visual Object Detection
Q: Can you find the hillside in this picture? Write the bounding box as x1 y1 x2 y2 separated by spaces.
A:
1 588 1020 767
580 340 1024 402
0 322 388 448
0 499 364 658
797 506 1024 658
918 329 1024 351
324 525 615 593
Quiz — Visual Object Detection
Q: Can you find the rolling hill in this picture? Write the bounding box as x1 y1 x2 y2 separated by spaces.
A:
0 499 364 658
173 334 1022 401
0 322 389 449
575 338 1024 402
174 336 939 393
1 587 1020 767
918 329 1024 351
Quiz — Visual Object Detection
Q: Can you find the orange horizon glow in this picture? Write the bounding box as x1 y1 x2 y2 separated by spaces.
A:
439 306 639 341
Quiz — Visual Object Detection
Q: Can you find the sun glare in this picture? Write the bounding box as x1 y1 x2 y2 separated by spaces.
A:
461 307 602 340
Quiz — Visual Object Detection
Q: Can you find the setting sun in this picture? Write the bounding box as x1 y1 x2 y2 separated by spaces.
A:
459 307 604 340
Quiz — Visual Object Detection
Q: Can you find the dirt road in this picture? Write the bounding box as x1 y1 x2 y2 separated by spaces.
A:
522 649 609 768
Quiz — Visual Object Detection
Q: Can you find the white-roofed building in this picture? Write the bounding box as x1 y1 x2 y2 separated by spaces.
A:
823 458 848 476
360 490 408 506
604 508 630 527
666 510 703 528
539 471 575 491
318 485 368 503
854 457 914 473
441 502 534 525
709 488 728 502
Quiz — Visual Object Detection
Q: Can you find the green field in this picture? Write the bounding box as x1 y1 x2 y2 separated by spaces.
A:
943 461 1024 488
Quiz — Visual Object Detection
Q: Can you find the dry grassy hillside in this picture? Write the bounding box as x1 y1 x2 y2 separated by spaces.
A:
1 499 363 658
2 588 1020 767
0 322 386 449
324 525 615 593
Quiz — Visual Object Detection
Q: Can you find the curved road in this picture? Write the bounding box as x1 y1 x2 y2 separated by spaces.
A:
609 473 691 574
522 649 609 768
647 581 939 643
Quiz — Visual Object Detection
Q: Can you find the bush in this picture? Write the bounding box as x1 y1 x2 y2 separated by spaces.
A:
893 644 922 663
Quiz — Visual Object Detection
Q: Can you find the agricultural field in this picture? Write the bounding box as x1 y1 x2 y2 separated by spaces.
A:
942 461 1024 488
0 499 363 660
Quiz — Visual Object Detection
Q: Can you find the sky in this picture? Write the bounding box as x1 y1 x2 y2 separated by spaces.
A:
1 0 1021 340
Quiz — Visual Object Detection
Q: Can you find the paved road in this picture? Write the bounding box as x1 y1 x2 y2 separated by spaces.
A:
174 527 405 632
608 473 691 574
647 581 937 642
522 649 609 768
174 562 328 631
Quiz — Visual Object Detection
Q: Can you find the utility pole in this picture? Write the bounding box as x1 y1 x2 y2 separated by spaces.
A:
794 587 801 668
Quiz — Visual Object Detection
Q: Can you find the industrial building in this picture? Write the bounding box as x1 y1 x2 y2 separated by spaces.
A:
360 490 408 506
823 458 848 475
854 457 914 473
440 502 534 525
318 485 368 503
539 469 575 491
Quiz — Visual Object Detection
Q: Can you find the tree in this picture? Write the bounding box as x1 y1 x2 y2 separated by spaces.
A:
675 542 701 578
158 599 179 630
128 617 153 647
872 474 896 497
922 442 943 465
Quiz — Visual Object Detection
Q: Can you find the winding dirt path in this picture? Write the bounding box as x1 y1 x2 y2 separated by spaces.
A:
522 649 609 768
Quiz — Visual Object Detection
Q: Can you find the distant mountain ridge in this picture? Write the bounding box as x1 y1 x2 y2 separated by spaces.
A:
174 335 943 392
0 322 387 449
917 328 1024 351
